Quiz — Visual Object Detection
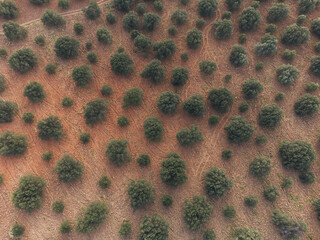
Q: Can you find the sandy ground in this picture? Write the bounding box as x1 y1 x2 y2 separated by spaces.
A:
0 0 320 239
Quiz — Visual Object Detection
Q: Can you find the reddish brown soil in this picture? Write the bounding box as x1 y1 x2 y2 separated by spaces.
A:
0 0 320 239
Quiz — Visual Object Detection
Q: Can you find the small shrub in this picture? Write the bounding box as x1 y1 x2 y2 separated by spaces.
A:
106 12 116 24
255 135 267 145
105 139 131 167
208 115 219 126
258 104 282 128
96 27 113 44
45 63 57 74
122 88 143 108
62 97 73 107
123 11 139 32
306 82 319 92
244 196 258 207
8 48 38 73
79 133 90 144
311 18 320 38
84 98 109 125
157 91 180 114
281 24 310 46
238 33 247 44
267 3 289 23
251 1 259 9
137 3 146 15
203 229 216 240
232 227 263 239
41 10 65 27
82 0 101 20
2 21 27 41
181 52 189 61
110 50 134 76
281 176 293 189
275 92 285 101
181 0 190 5
314 42 320 53
55 154 84 183
153 39 176 60
0 100 17 123
254 34 278 56
35 35 45 46
225 74 232 82
182 94 206 117
142 12 161 32
119 220 131 236
141 59 166 84
54 36 79 59
161 194 173 207
176 125 203 146
116 116 129 127
294 94 320 116
226 0 243 12
205 167 232 198
52 201 64 213
0 48 7 58
222 149 232 160
144 117 163 142
196 18 206 29
168 26 178 36
153 0 163 12
23 82 46 103
264 185 279 202
310 56 320 77
266 24 277 33
98 175 111 189
41 151 52 162
223 205 236 218
249 156 271 178
60 221 72 234
198 0 218 18
130 30 140 40
186 28 203 49
224 116 254 143
30 0 49 6
10 223 25 237
58 0 69 10
298 0 317 14
22 112 34 124
282 49 296 61
255 62 264 71
238 7 261 32
229 45 248 67
222 11 232 19
85 41 92 50
312 199 320 221
134 34 152 53
296 15 307 26
199 60 217 75
212 19 233 40
74 22 84 35
207 87 234 113
0 0 19 19
242 78 263 99
139 214 169 239
72 65 93 87
137 153 150 167
113 0 132 12
299 171 315 184
0 174 3 184
171 67 188 86
127 179 155 210
276 64 299 86
171 9 188 26
37 115 64 141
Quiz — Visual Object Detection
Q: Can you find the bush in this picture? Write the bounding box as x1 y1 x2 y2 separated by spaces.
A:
99 85 112 96
181 0 190 5
266 24 277 33
119 220 131 236
296 15 306 26
130 30 140 40
198 0 218 18
137 153 150 167
52 201 64 213
30 0 49 5
72 65 93 87
294 94 320 116
226 0 243 12
98 175 111 189
244 196 258 207
105 12 116 25
144 117 163 142
275 92 285 101
161 194 173 207
232 227 263 240
85 41 92 50
182 95 205 117
142 12 160 32
271 210 307 239
0 0 19 19
153 39 176 60
2 21 27 41
160 152 188 187
85 52 97 64
312 199 320 221
168 26 178 36
171 67 188 86
55 154 84 183
76 201 109 234
45 63 57 74
84 98 109 126
127 179 155 210
310 56 320 77
82 0 101 20
139 214 169 239
134 34 152 53
212 19 233 40
282 49 296 61
37 115 64 141
223 205 236 218
110 50 134 76
254 34 278 56
8 48 38 73
60 97 73 108
237 34 246 45
122 88 143 108
58 0 69 10
239 101 249 113
22 112 34 124
105 139 131 166
186 28 203 49
276 64 300 86
196 18 206 29
203 229 216 240
264 185 279 202
137 2 146 15
73 22 84 35
314 42 320 53
306 82 319 92
176 125 203 146
79 133 90 144
60 221 72 234
229 45 247 67
255 135 267 145
258 104 282 128
199 60 217 75
207 87 234 113
41 10 65 27
281 176 293 189
299 171 315 184
54 36 79 59
205 167 232 198
117 116 129 127
242 79 263 99
224 116 254 143
222 11 232 19
0 100 17 123
183 195 212 231
23 81 46 103
222 149 232 160
122 11 139 32
10 223 25 237
311 18 320 38
12 174 45 213
249 156 271 178
267 3 289 23
0 48 7 58
181 52 189 61
208 115 219 126
153 0 163 11
255 62 264 71
41 151 52 162
0 174 3 184
141 59 166 84
157 91 180 114
171 9 188 26
96 27 113 44
113 0 132 12
238 7 261 32
298 0 317 14
281 24 310 45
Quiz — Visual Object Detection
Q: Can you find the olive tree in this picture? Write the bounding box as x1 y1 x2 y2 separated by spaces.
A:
176 125 203 146
212 19 233 40
0 0 19 19
238 7 261 32
84 98 109 125
258 104 283 128
134 34 152 53
182 94 205 117
2 21 27 41
96 27 113 44
242 79 263 99
267 3 289 23
186 28 203 49
82 0 101 20
276 64 299 85
142 12 161 32
157 91 180 114
281 24 310 46
140 59 166 84
8 48 38 73
122 88 143 108
207 88 234 113
224 116 254 143
294 94 320 116
113 0 132 12
72 65 93 87
171 67 188 86
105 139 131 166
198 0 218 18
171 9 188 25
229 45 248 67
110 50 134 76
310 56 320 77
205 167 232 198
254 34 278 56
0 131 28 157
144 117 163 142
127 179 155 210
55 154 84 183
153 39 176 60
0 100 17 123
37 116 64 141
311 18 320 38
249 157 271 178
54 36 79 59
23 81 46 103
123 11 139 32
41 10 66 27
139 214 169 240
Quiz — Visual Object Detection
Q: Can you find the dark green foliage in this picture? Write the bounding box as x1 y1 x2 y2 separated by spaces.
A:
223 205 236 218
82 0 101 20
12 174 46 213
208 115 219 126
198 0 218 18
160 152 188 187
143 117 163 142
55 154 84 183
119 220 131 236
311 18 320 38
310 56 320 77
23 82 46 103
2 21 27 41
130 30 140 40
123 11 139 32
98 175 111 189
224 116 254 143
229 45 248 67
58 0 69 10
242 78 263 99
74 22 84 35
142 12 161 32
196 18 206 29
0 48 7 58
139 214 169 240
41 10 65 27
105 139 131 167
0 100 17 123
314 42 320 53
106 12 116 24
226 0 243 12
79 133 90 144
182 94 205 117
0 0 19 19
117 116 129 127
96 27 113 44
86 52 97 64
267 3 289 23
305 82 319 92
134 34 152 53
41 151 52 162
199 60 217 75
294 94 320 116
249 156 271 178
10 223 25 237
282 49 296 61
281 24 310 46
299 171 315 184
168 26 178 36
157 91 180 114
183 195 212 231
76 201 109 234
122 88 143 108
232 227 263 240
312 199 320 221
181 52 189 61
141 59 166 84
181 0 190 5
281 176 293 189
54 36 79 59
276 64 299 86
271 210 307 239
60 221 72 234
52 201 64 213
171 9 188 26
161 194 173 207
153 39 176 60
110 50 134 76
127 179 155 210
258 104 282 128
255 135 267 145
222 149 232 160
205 167 232 198
37 115 64 141
137 153 150 167
30 0 49 6
255 62 264 71
298 0 317 14
137 3 146 15
100 85 113 96
45 63 57 74
251 1 259 9
176 125 203 146
297 15 307 25
72 65 93 87
239 101 249 113
266 24 277 33
244 196 258 207
171 67 188 87
84 98 109 125
203 229 216 240
61 97 73 107
238 7 261 32
113 0 132 12
264 185 279 202
207 87 234 113
238 33 247 44
8 48 38 73
212 19 233 40
186 28 203 49
222 11 232 19
254 34 278 56
0 174 3 184
0 131 27 156
275 92 285 101
85 41 92 50
22 112 34 124
153 0 163 12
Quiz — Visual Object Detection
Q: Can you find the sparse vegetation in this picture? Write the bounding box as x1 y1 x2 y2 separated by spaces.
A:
119 220 131 236
10 223 25 237
98 175 111 189
52 201 64 213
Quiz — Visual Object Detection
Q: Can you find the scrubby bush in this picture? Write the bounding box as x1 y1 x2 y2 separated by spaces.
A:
205 167 232 198
310 56 320 77
186 28 203 49
23 82 46 103
85 41 92 50
122 88 143 108
153 39 176 60
79 133 90 144
96 27 113 44
239 101 249 112
249 156 271 178
85 52 97 64
22 112 34 124
296 15 306 26
105 139 131 166
0 100 17 123
168 26 178 36
199 60 217 75
60 221 72 234
264 185 279 202
142 12 160 32
223 205 236 218
207 88 234 113
171 67 188 86
276 64 299 86
110 50 134 76
182 95 206 117
255 62 264 71
37 116 64 141
0 49 7 58
76 201 109 233
183 195 212 231
238 7 261 32
127 179 155 210
0 0 19 19
82 0 101 20
226 0 243 11
224 116 254 143
55 154 84 183
232 227 263 240
137 2 146 15
8 48 38 73
58 0 69 10
137 153 150 167
45 63 57 74
258 104 282 128
84 98 108 125
298 0 317 14
244 196 258 207
196 18 206 29
242 78 263 99
98 175 111 189
266 24 276 33
314 42 320 53
299 171 315 184
222 149 232 160
54 36 79 59
255 135 267 145
251 1 259 9
306 82 319 92
122 11 139 32
203 229 216 240
105 12 116 25
171 9 188 26
254 34 278 56
222 11 232 20
267 3 289 23
72 65 93 87
229 45 247 67
141 59 166 84
130 30 140 40
153 0 163 12
212 19 233 40
161 194 173 207
10 223 25 237
176 125 203 146
281 176 293 189
282 49 296 61
198 0 218 18
311 18 320 38
41 151 52 162
157 91 180 114
312 199 320 221
294 94 320 116
281 24 310 45
139 214 169 239
113 0 132 12
61 97 73 107
73 22 84 35
134 34 152 53
52 201 64 213
0 131 27 157
117 116 129 127
143 117 163 142
181 52 189 61
100 85 112 96
2 21 27 41
181 0 190 5
41 10 65 27
30 0 49 6
208 115 219 126
119 220 131 236
12 174 45 213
